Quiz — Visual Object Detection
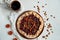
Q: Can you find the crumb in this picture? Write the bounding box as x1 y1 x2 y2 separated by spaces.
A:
50 15 53 17
45 4 47 5
48 32 50 35
44 11 47 16
47 23 52 28
53 16 55 18
34 6 35 8
51 31 53 33
50 15 55 18
38 1 39 3
42 6 44 8
43 11 45 12
37 5 40 13
46 18 49 21
46 35 48 37
47 29 49 32
42 36 45 38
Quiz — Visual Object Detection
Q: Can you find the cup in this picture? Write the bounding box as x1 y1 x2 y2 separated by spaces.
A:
10 0 21 11
0 0 21 11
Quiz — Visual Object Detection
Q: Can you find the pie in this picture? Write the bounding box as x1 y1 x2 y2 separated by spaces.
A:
16 10 44 39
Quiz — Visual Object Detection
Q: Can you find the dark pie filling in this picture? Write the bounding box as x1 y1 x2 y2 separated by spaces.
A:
20 15 41 35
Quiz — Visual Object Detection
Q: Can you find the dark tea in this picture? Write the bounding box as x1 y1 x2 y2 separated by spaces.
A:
11 1 21 11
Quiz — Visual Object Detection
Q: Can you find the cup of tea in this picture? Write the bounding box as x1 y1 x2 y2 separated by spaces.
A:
0 0 21 11
10 0 21 11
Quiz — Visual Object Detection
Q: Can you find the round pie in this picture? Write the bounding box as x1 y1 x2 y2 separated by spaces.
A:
16 10 44 39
